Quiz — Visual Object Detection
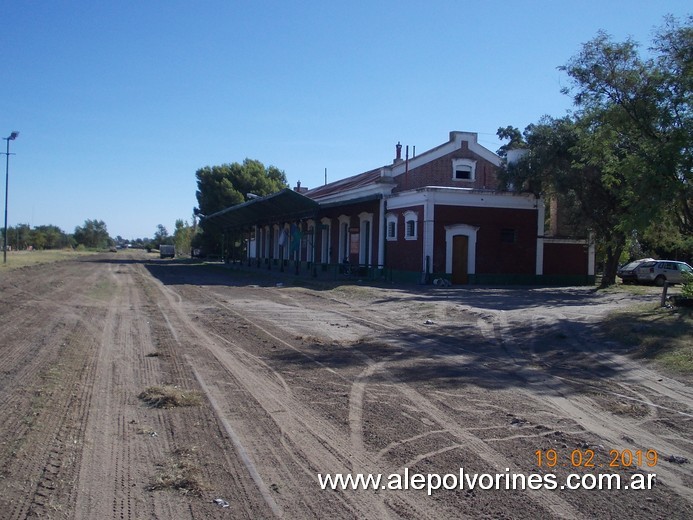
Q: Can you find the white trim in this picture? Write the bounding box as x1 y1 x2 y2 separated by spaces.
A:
308 183 393 205
378 198 386 266
543 238 589 244
387 187 539 211
272 224 280 259
452 158 476 182
320 217 331 263
385 212 397 241
403 210 418 240
358 212 373 265
536 200 545 275
338 215 350 263
423 197 435 274
588 235 596 276
445 224 479 275
391 131 501 177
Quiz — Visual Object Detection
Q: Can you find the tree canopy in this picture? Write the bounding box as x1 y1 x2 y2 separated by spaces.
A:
195 159 288 218
498 16 692 285
194 159 288 255
73 219 111 249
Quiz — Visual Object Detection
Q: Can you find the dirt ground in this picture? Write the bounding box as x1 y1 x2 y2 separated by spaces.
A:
0 250 691 519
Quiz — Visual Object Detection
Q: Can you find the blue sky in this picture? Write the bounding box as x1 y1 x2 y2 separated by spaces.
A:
1 1 689 239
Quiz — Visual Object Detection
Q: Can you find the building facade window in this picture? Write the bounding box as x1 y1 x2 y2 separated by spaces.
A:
501 228 516 243
385 213 397 241
452 158 477 182
404 210 418 240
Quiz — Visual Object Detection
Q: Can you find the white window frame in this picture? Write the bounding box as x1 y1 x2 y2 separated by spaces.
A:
338 215 350 263
358 211 373 265
320 217 331 263
452 158 477 182
385 213 397 241
404 210 418 240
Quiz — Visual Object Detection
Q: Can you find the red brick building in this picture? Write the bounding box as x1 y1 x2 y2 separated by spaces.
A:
205 131 595 285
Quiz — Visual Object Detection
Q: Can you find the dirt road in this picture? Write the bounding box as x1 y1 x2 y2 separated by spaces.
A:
0 251 691 519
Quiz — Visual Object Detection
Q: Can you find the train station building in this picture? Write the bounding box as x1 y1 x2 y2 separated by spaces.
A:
204 131 595 285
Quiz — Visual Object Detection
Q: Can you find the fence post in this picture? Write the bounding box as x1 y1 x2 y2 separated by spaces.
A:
660 282 669 307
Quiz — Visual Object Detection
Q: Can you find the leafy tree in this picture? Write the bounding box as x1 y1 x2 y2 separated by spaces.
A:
73 219 110 249
30 225 70 250
153 224 171 248
7 224 32 251
195 159 288 255
498 16 692 285
195 159 288 217
560 16 693 235
173 219 195 256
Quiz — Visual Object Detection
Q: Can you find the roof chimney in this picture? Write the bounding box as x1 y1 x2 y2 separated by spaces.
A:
294 180 308 193
394 142 403 164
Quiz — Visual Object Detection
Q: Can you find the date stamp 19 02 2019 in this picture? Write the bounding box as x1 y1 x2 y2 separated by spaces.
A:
535 449 658 469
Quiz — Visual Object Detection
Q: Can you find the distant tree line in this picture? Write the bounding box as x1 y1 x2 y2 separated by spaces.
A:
2 224 74 250
2 219 113 251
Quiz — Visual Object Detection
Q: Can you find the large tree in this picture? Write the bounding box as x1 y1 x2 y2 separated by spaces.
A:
173 218 195 256
560 16 692 235
194 159 288 255
73 219 110 249
498 16 692 285
195 159 288 217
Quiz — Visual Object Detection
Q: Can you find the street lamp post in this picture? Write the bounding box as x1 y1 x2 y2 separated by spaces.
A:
3 131 19 264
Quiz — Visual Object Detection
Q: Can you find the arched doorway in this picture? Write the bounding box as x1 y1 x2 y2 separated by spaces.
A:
445 224 479 285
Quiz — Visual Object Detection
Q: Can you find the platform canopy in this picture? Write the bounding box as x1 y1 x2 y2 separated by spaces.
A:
202 188 320 230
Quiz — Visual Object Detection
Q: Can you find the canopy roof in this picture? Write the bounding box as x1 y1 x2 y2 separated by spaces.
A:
202 188 320 230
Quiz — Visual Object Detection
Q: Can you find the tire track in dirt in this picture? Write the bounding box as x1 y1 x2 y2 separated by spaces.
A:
0 262 106 520
153 281 441 520
166 285 579 519
483 309 693 506
210 284 693 517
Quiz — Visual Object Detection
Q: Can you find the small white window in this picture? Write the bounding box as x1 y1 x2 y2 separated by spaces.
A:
386 213 397 241
403 211 418 240
452 158 476 182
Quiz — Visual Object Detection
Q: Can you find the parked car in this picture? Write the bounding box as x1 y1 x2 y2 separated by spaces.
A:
617 258 654 284
635 260 693 286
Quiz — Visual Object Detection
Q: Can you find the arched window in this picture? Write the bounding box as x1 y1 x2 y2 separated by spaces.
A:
452 158 476 182
385 213 397 241
404 210 418 240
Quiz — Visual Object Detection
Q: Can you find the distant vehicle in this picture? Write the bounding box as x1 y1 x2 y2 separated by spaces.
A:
635 260 693 286
617 258 654 284
159 244 175 259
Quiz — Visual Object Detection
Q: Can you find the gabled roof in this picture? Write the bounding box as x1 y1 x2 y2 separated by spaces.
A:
203 188 319 230
304 168 382 200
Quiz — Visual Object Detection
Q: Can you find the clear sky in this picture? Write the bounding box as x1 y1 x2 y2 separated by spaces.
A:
1 1 690 240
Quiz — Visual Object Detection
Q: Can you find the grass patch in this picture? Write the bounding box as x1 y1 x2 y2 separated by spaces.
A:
603 303 693 374
138 385 202 408
147 447 206 496
0 249 97 270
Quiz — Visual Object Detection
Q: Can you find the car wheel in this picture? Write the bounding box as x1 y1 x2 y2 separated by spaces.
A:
654 275 666 287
